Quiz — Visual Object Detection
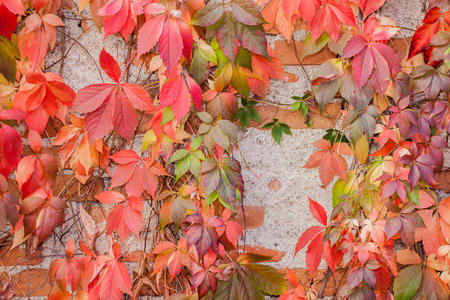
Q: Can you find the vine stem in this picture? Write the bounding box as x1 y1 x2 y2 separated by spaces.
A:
55 28 104 83
44 130 83 240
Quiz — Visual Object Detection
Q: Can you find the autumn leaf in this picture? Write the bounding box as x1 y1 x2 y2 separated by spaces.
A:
18 13 64 68
109 150 167 198
72 49 153 142
136 4 193 73
342 35 401 94
0 0 24 14
49 238 84 290
95 191 143 241
19 189 65 244
351 0 385 18
185 212 224 256
309 0 356 42
0 174 19 228
52 114 109 184
0 124 23 179
98 0 135 41
407 7 449 62
303 139 353 188
0 3 17 40
89 243 132 300
13 72 75 133
159 71 202 123
16 134 58 197
151 238 192 281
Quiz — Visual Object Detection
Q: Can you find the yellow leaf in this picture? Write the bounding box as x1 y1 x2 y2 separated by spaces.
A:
355 135 369 164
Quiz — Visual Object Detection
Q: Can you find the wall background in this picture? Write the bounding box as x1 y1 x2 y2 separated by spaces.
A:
1 0 449 298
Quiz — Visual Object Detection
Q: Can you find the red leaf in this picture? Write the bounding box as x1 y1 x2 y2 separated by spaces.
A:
0 3 17 40
73 81 152 141
305 231 324 278
308 197 327 226
408 7 443 60
158 17 183 73
0 124 23 178
1 0 24 14
72 84 114 114
99 48 122 83
95 190 126 204
177 19 193 61
160 74 192 122
99 0 135 41
113 89 138 139
185 73 202 111
295 225 324 254
352 0 385 18
13 72 75 133
85 94 115 142
94 251 132 299
110 150 167 198
137 14 165 57
96 191 143 240
309 0 355 42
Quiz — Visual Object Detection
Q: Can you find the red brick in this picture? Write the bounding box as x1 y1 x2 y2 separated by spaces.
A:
0 242 43 266
123 250 147 262
274 38 411 66
234 206 265 229
278 268 345 297
88 206 109 224
239 245 286 262
435 168 450 193
11 268 53 297
53 175 104 201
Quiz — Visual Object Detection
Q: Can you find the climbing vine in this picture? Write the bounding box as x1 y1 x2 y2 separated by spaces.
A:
0 0 448 299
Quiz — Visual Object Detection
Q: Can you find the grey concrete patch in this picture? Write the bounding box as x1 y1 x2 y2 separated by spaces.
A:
234 129 336 268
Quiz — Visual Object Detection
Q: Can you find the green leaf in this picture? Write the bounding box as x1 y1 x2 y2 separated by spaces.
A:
169 149 190 164
393 264 423 300
190 136 202 151
271 125 282 144
301 32 330 60
332 179 347 207
300 102 308 117
246 264 286 295
191 3 225 26
205 191 219 207
235 47 252 70
189 156 201 179
0 37 17 82
261 122 275 129
279 123 291 135
291 102 301 111
238 108 251 130
231 66 250 97
407 187 419 205
197 40 217 64
248 108 260 122
161 107 175 125
175 156 191 181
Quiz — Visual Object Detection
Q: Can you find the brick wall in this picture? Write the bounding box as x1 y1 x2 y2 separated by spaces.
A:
1 0 449 298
